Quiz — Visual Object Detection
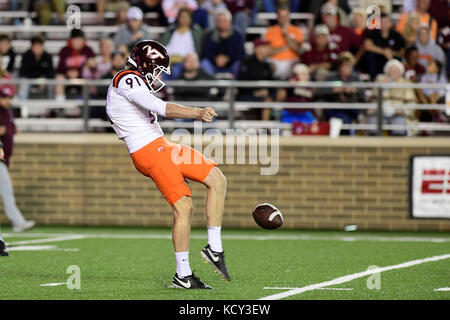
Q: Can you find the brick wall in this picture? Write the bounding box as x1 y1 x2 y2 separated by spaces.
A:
2 134 450 231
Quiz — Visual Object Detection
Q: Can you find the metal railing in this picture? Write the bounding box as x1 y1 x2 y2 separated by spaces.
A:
0 78 448 135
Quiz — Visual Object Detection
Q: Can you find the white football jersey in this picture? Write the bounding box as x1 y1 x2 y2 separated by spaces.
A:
106 70 167 154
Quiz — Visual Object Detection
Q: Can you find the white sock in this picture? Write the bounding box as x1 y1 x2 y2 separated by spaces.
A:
208 226 223 253
175 251 192 278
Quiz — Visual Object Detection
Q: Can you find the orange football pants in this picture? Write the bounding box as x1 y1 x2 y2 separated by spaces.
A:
131 137 217 205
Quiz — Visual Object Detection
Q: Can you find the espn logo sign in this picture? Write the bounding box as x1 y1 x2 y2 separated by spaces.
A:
421 169 450 194
410 156 450 219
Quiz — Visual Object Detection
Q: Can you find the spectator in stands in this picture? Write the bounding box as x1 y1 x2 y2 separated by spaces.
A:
264 0 300 13
237 38 279 120
96 51 126 99
135 0 167 26
436 27 449 77
368 59 416 136
0 34 16 74
97 0 130 25
224 0 255 38
55 29 95 101
416 24 446 71
18 35 55 99
396 0 438 41
428 0 448 29
0 87 36 232
172 53 215 101
416 59 447 122
35 0 65 25
117 44 131 57
201 9 245 77
201 0 227 29
316 52 363 134
302 0 351 26
363 12 406 80
320 2 359 54
161 8 204 79
350 7 366 38
264 4 303 80
94 38 114 79
301 24 339 80
113 7 153 49
162 0 198 24
357 0 392 14
404 46 426 83
0 64 15 98
281 63 318 125
401 12 421 46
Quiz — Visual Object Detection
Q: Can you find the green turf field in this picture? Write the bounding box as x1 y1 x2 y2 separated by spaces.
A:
0 226 449 300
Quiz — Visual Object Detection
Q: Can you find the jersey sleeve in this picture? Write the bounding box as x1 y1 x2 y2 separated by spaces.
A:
116 73 167 117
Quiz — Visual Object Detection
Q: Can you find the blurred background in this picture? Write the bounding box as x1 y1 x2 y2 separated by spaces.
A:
0 0 449 232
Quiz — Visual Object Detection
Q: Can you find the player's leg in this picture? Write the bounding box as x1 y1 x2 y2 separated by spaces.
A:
200 167 231 281
203 167 227 250
131 139 212 289
177 144 231 281
0 162 35 232
172 196 193 275
171 195 212 289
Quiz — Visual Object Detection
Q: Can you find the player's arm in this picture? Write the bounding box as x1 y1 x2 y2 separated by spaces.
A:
118 75 217 122
165 103 217 122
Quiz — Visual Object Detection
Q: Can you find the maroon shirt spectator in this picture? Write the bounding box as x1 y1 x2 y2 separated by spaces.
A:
404 46 426 82
301 24 339 76
0 87 15 167
57 29 95 76
320 2 359 53
224 0 254 14
428 0 448 29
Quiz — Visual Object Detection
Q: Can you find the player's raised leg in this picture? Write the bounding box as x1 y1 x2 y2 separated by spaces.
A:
171 196 212 289
200 167 231 281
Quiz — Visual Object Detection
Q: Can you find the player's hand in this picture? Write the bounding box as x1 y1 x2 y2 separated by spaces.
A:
198 107 217 122
0 148 4 161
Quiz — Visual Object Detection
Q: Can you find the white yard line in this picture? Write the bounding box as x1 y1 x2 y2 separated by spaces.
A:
8 245 79 252
259 253 450 300
40 283 66 287
3 232 450 244
264 287 354 291
434 287 450 292
7 235 88 246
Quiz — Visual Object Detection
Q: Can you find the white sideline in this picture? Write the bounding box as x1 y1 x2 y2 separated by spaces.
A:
264 287 354 291
259 253 450 300
434 287 450 292
4 232 450 245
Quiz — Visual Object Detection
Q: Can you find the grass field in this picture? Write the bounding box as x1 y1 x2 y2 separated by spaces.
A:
0 226 449 300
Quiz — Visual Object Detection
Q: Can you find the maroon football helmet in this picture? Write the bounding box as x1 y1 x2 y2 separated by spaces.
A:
127 40 171 93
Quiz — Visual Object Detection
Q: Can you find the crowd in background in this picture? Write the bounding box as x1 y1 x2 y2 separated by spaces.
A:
0 0 449 136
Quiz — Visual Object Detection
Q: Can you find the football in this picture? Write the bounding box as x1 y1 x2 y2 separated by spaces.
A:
252 203 283 229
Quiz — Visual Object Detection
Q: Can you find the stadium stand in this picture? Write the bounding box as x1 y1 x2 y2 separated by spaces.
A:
0 0 448 136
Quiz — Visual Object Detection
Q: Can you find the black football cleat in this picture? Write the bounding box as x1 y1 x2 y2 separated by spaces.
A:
201 244 231 281
0 239 9 257
172 273 213 289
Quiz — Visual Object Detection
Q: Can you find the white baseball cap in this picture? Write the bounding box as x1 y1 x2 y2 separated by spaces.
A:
127 6 143 20
321 2 337 16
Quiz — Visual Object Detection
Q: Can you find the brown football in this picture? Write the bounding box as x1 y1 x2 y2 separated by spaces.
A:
252 203 283 229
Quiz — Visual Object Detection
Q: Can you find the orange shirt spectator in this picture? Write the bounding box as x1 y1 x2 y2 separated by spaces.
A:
265 24 303 61
396 0 438 41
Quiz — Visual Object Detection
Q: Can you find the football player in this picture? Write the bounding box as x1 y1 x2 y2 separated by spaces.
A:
106 40 230 289
0 142 10 256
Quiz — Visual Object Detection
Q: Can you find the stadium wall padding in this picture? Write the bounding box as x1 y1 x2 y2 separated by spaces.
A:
2 134 450 232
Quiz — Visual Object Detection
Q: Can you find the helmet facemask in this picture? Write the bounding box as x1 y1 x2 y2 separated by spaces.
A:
144 65 171 93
